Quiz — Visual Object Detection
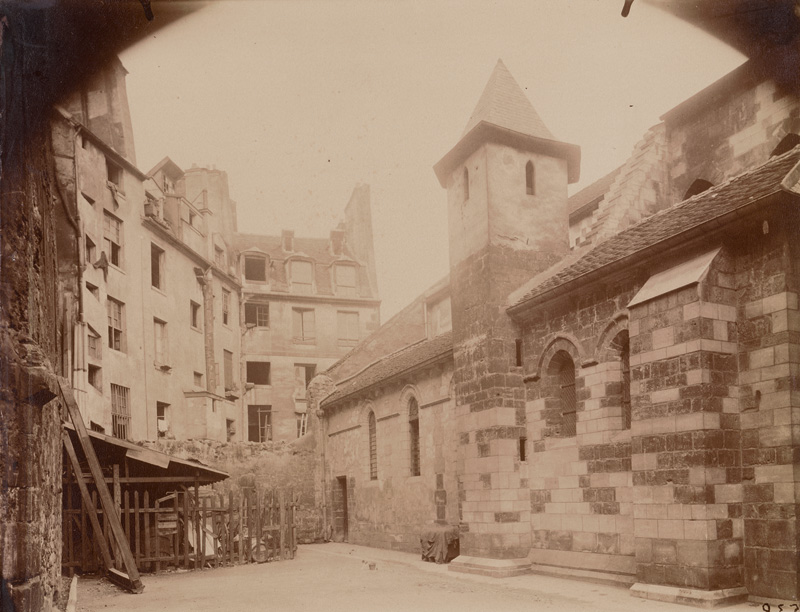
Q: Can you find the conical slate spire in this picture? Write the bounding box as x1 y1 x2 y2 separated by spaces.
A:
462 59 554 140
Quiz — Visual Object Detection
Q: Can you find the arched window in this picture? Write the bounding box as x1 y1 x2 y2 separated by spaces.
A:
463 167 469 202
409 398 420 476
611 330 631 429
550 352 576 437
526 161 535 195
368 411 377 480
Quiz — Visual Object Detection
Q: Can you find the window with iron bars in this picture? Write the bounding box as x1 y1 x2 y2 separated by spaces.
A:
368 411 378 480
110 383 130 440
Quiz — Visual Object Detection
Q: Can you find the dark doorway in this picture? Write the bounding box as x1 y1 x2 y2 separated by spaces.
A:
335 476 349 542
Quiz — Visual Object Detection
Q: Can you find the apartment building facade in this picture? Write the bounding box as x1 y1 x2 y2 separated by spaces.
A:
53 57 380 444
235 185 381 442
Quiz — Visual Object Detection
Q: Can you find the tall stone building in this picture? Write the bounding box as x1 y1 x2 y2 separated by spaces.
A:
235 187 381 443
50 57 380 445
314 53 800 606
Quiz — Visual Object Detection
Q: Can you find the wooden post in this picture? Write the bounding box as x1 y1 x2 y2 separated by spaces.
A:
174 493 180 569
123 490 130 555
143 491 151 571
80 490 88 572
154 498 161 574
279 489 286 560
63 433 114 571
133 491 140 565
66 461 74 574
238 493 245 565
254 489 261 560
182 490 190 569
194 474 201 570
228 490 235 565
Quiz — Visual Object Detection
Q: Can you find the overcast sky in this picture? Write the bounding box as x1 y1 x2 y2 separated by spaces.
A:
120 0 745 321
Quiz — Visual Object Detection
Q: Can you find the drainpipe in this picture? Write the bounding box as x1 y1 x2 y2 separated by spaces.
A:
51 120 85 406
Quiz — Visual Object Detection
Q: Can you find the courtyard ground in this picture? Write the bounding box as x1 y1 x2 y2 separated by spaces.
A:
78 543 762 612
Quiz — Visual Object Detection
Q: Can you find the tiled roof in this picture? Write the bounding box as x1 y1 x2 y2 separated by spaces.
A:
462 59 553 140
568 166 623 217
511 146 800 310
321 331 453 407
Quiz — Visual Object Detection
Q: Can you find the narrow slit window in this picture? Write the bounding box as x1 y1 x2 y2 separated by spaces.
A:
526 160 535 195
463 167 470 202
409 398 420 477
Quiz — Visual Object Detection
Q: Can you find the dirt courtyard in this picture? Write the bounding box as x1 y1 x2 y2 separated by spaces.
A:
77 543 761 612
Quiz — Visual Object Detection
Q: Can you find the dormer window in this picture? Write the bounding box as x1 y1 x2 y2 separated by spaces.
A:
290 260 313 294
526 161 535 195
244 254 267 283
463 167 469 202
333 264 357 297
214 246 225 268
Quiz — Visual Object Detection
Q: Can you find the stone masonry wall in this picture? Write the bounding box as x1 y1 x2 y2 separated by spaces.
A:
322 364 458 553
1 63 66 611
735 218 800 600
629 251 744 592
521 274 641 578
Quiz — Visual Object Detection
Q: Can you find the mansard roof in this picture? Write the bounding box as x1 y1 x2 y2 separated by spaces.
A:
509 145 800 313
234 233 354 266
320 331 453 408
462 59 554 140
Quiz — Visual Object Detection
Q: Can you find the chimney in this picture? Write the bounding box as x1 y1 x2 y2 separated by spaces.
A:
282 230 294 252
330 228 345 255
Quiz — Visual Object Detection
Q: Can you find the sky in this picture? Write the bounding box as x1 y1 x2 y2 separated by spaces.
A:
120 0 746 321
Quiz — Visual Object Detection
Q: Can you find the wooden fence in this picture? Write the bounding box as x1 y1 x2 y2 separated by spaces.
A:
62 462 298 574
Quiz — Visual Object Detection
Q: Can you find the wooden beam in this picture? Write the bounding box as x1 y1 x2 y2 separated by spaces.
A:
58 377 144 594
63 433 114 571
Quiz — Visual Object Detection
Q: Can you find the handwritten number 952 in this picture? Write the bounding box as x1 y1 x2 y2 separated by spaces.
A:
763 604 800 612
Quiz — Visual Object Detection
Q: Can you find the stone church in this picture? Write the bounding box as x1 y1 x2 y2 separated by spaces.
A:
312 52 800 606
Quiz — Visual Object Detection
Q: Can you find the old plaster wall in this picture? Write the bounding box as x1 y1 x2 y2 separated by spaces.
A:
323 364 458 552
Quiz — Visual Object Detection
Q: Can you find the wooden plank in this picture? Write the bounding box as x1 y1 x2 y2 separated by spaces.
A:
90 476 221 485
154 498 161 574
123 490 130 557
174 493 180 569
91 490 100 572
289 490 295 559
247 490 255 562
279 489 286 561
143 491 151 571
66 461 75 573
134 491 140 564
194 474 201 570
238 493 244 565
80 490 88 571
182 491 190 569
228 490 234 566
58 379 143 593
62 433 114 571
254 490 261 559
